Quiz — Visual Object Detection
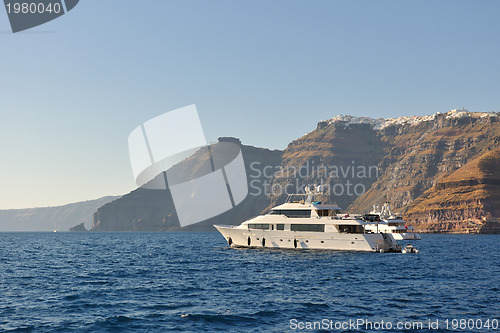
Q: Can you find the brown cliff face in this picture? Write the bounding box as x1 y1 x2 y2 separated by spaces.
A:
264 122 386 211
404 149 500 233
265 111 499 233
348 113 500 216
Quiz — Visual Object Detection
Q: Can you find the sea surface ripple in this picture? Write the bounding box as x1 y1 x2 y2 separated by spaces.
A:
0 232 498 332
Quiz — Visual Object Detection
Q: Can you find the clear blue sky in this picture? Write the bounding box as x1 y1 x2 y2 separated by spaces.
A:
1 0 499 209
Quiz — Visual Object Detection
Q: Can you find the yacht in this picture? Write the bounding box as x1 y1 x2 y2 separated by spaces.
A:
363 203 421 240
214 189 410 253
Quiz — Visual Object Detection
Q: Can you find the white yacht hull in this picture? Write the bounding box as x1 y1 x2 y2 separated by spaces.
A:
214 225 398 252
391 232 421 240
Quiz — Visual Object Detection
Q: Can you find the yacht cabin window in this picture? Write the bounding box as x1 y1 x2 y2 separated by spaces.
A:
290 224 325 232
248 223 270 230
363 214 381 222
316 209 333 217
336 225 364 234
269 210 311 218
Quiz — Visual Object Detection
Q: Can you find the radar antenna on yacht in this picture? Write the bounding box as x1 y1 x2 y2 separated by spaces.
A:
304 185 313 204
304 184 327 204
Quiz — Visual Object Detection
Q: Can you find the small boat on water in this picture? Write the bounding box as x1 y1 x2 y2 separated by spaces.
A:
214 187 417 253
363 202 421 240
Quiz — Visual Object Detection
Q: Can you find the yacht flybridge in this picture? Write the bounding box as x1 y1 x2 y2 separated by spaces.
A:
214 188 417 253
363 203 421 240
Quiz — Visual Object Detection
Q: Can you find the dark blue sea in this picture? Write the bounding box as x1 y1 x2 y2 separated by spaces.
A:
0 233 498 332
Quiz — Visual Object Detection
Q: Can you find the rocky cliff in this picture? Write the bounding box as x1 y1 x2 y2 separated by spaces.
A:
264 121 387 211
404 149 500 233
348 110 500 215
262 109 499 233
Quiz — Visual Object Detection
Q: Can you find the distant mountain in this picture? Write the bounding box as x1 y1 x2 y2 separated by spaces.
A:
91 109 500 233
0 196 120 231
91 138 282 231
